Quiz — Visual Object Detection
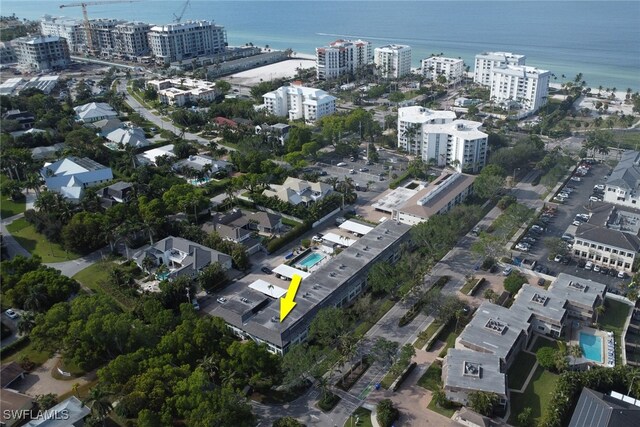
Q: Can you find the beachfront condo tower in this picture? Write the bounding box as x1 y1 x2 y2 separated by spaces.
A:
421 56 465 84
490 65 551 112
374 44 412 79
316 39 372 80
473 51 526 86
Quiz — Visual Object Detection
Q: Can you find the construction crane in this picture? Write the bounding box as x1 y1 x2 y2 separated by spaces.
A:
59 1 137 55
173 0 191 23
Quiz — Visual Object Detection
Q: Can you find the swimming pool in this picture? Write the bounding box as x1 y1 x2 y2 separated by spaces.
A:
188 177 211 186
298 252 325 269
579 332 603 363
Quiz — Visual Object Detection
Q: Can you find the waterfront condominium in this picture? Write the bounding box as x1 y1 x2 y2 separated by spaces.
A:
421 56 465 83
113 22 151 60
89 19 123 57
262 84 336 124
40 15 86 54
374 44 412 79
398 106 487 173
315 39 372 80
473 51 526 86
147 20 227 64
490 65 551 112
13 35 70 71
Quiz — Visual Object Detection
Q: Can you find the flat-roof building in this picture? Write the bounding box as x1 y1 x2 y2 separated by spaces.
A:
262 84 336 124
442 348 507 407
490 65 551 112
40 15 86 54
473 51 526 86
374 44 412 79
147 20 227 64
211 220 411 354
146 78 220 106
316 39 372 80
14 35 70 72
421 56 464 83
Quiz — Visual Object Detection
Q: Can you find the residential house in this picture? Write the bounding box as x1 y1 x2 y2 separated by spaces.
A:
202 209 282 254
572 202 640 273
136 144 176 166
73 102 118 123
172 155 232 177
41 156 113 202
24 396 90 427
133 236 232 279
97 181 134 208
442 349 508 407
262 177 332 206
1 389 33 427
603 150 640 209
105 126 149 149
89 118 123 137
2 110 35 130
255 123 291 145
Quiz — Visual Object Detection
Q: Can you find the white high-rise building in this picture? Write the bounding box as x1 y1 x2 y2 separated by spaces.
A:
40 15 86 54
89 19 123 56
398 106 487 173
315 39 372 80
374 44 412 79
421 56 464 83
490 65 550 112
14 35 70 71
262 84 337 124
113 22 151 60
473 51 526 86
147 21 227 64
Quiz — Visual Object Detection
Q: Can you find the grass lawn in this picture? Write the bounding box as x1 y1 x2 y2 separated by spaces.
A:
507 351 537 390
508 366 559 425
416 361 442 392
600 298 632 365
344 407 373 427
1 340 51 367
437 320 465 358
414 320 442 350
6 218 80 262
72 261 138 311
427 398 460 418
0 195 26 219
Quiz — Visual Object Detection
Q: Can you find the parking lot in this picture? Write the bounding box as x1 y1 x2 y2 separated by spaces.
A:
516 162 632 292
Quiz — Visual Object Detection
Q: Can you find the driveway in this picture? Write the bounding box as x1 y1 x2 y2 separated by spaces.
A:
10 355 95 398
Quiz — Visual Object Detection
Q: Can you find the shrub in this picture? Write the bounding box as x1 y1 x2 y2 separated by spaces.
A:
497 195 516 210
504 271 527 294
536 347 557 370
376 399 399 427
389 171 411 190
273 417 304 427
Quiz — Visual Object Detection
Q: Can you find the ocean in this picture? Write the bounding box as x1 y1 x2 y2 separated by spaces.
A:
2 1 639 91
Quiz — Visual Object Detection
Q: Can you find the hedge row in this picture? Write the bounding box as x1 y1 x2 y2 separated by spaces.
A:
266 221 312 254
0 336 30 359
388 171 412 190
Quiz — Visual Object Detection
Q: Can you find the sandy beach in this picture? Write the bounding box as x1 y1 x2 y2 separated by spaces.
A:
225 54 316 86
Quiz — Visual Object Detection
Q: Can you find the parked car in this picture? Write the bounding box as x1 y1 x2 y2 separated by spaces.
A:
531 225 544 232
589 196 602 202
516 243 530 252
570 176 582 182
216 297 227 304
359 167 369 172
593 265 601 272
192 299 200 311
572 220 581 226
554 254 563 262
585 261 593 270
609 269 618 277
594 184 605 191
618 271 626 279
578 260 586 268
537 278 546 286
561 233 573 241
600 267 609 275
4 309 18 319
503 266 513 276
561 256 570 265
337 162 347 167
261 266 273 274
349 169 356 174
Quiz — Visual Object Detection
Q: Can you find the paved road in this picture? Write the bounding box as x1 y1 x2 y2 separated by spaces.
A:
116 79 236 152
1 214 30 259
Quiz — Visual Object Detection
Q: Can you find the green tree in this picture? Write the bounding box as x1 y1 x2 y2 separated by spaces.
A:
503 271 527 294
536 347 557 370
84 387 113 426
61 211 106 254
517 407 533 427
468 391 499 416
367 261 396 296
309 307 348 347
196 262 227 293
376 399 399 427
544 237 569 257
273 417 304 427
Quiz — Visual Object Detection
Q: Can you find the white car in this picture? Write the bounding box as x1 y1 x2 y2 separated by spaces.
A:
554 255 563 262
503 266 513 276
593 265 601 272
559 192 570 198
337 162 347 167
4 309 18 319
515 243 530 252
589 196 602 202
585 261 593 270
594 184 605 191
572 220 581 226
570 176 582 182
618 271 626 279
216 297 227 304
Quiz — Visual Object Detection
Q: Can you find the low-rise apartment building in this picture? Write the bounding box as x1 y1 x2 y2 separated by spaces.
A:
442 349 508 407
372 171 475 225
211 220 411 354
316 39 372 80
603 150 640 209
473 51 526 86
146 78 220 106
374 44 412 79
421 56 464 83
262 84 336 124
13 35 70 72
397 107 487 172
147 20 227 64
573 202 640 273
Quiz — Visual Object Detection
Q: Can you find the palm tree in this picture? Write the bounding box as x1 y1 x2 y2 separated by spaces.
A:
594 304 606 326
24 173 42 197
198 354 220 382
17 312 36 335
83 387 113 426
23 285 47 312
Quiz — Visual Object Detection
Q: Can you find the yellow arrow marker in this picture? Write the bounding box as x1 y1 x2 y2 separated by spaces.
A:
280 274 302 322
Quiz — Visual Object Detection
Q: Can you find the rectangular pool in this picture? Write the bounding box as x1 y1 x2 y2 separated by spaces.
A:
298 252 325 269
579 332 603 363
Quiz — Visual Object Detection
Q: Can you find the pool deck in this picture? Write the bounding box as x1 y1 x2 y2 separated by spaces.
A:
569 326 615 367
294 249 328 272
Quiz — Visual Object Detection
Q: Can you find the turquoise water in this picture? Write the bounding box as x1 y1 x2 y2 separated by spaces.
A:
3 1 639 90
298 252 325 268
156 272 170 281
188 177 211 186
579 332 603 363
